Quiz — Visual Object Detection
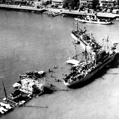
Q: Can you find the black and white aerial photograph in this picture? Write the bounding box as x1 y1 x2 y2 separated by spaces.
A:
0 0 119 119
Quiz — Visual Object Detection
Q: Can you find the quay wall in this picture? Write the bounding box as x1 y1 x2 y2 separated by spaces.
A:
0 4 119 19
61 9 119 19
0 4 47 13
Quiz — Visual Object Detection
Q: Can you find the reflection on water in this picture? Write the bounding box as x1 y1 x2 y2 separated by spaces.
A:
0 10 119 119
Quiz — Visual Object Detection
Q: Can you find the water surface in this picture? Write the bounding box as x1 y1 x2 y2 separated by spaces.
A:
0 10 119 119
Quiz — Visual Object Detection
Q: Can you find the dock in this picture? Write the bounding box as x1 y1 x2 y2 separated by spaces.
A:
61 9 84 16
1 4 119 19
97 12 119 19
0 4 47 13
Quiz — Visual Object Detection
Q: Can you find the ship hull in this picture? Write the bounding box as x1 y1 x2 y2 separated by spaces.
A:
75 18 112 25
64 53 116 87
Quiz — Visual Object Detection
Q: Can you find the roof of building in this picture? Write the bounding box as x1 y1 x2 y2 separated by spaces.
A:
52 0 63 3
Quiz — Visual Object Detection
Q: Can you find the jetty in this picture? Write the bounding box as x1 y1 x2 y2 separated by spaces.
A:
0 4 119 19
61 9 119 19
0 4 46 13
61 9 84 17
97 12 119 19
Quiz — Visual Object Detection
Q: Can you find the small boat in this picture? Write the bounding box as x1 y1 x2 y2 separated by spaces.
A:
18 70 45 79
63 27 118 87
8 90 32 106
75 14 112 25
66 58 79 65
45 11 61 17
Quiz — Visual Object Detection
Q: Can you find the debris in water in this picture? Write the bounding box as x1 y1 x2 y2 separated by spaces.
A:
53 66 58 69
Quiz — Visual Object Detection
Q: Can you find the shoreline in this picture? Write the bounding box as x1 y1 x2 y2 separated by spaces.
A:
0 4 119 19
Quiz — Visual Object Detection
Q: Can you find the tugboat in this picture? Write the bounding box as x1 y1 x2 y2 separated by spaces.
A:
63 27 118 87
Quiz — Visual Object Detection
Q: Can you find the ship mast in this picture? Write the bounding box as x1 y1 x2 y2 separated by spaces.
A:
1 77 8 102
102 38 105 50
73 41 77 60
76 21 79 31
106 35 109 52
84 45 87 63
102 36 109 53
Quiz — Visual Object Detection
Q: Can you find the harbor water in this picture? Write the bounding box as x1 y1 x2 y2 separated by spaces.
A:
0 10 119 119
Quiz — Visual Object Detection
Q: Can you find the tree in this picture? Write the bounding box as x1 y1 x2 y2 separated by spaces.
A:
63 0 79 9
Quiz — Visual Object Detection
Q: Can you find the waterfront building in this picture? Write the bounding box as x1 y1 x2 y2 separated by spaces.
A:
79 0 99 9
99 0 119 7
52 0 63 4
51 0 63 7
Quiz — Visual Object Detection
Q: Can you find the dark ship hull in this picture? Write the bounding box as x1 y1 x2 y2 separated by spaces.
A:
64 52 116 87
64 28 118 87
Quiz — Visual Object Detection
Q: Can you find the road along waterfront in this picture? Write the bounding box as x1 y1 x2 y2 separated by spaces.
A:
0 10 119 119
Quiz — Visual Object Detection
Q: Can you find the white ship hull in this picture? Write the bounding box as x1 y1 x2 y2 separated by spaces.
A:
75 18 112 25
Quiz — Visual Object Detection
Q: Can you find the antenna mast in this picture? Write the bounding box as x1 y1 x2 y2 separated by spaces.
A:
106 35 109 51
74 42 77 59
1 77 8 102
84 45 87 63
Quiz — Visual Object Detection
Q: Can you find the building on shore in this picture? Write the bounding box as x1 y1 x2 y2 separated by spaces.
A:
52 0 63 4
51 0 63 7
99 0 119 7
79 0 99 9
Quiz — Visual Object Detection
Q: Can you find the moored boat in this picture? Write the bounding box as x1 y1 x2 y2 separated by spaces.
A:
75 14 112 25
63 28 118 87
0 102 14 115
64 50 117 87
